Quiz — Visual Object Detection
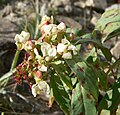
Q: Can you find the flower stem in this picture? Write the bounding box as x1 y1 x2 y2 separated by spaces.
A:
10 50 20 71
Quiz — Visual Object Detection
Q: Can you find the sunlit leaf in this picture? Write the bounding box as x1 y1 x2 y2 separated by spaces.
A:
50 72 71 115
98 78 120 113
95 8 120 42
51 62 73 90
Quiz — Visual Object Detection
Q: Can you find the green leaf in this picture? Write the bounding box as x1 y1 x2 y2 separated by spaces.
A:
65 57 98 114
95 69 107 90
81 86 97 115
66 28 84 37
74 36 112 61
95 8 120 42
100 47 112 62
28 23 35 39
98 78 120 113
50 72 71 115
0 69 16 89
70 81 84 115
71 77 97 115
51 62 73 90
66 59 98 101
73 28 84 37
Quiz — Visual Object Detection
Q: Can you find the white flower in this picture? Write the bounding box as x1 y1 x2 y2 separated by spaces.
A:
24 40 34 51
42 24 52 35
36 55 43 65
15 31 30 43
51 26 59 35
32 80 50 98
48 46 57 57
62 39 70 45
21 31 30 41
57 43 67 53
34 48 39 56
41 15 53 24
68 44 77 51
41 42 57 57
41 42 51 57
61 39 77 51
42 24 58 36
62 52 72 59
32 84 40 97
15 34 24 42
57 39 77 59
38 64 47 72
41 15 51 23
57 22 66 32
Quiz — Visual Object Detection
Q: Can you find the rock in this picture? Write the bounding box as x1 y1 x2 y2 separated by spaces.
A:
64 5 72 13
105 4 120 11
50 0 63 7
16 2 27 11
15 1 33 15
40 2 49 17
86 0 107 9
0 19 18 42
62 0 71 5
111 40 120 59
56 15 82 29
0 19 19 76
49 0 72 14
91 12 101 25
50 0 71 6
74 1 86 8
0 4 12 18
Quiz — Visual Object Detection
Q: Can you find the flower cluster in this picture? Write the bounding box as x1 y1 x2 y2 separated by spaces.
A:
14 15 77 99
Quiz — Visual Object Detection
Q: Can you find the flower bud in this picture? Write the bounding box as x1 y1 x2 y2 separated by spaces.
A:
15 31 30 43
57 22 66 32
21 31 30 41
32 81 50 98
57 43 67 53
62 52 72 59
39 15 53 30
48 46 57 57
24 40 35 51
38 64 47 72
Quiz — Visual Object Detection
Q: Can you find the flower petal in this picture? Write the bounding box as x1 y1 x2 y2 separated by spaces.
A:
68 44 77 51
14 31 30 43
41 42 51 57
62 52 72 59
57 22 66 32
57 43 67 53
38 64 47 72
21 31 30 41
32 81 50 98
48 46 57 57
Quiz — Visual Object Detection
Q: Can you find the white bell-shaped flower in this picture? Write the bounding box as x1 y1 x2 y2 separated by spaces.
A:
34 48 39 56
68 44 77 51
41 42 51 57
48 46 57 57
57 22 66 32
15 31 30 43
41 42 57 58
32 80 50 98
41 15 53 24
57 43 67 53
38 64 47 72
42 24 58 36
62 52 72 59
